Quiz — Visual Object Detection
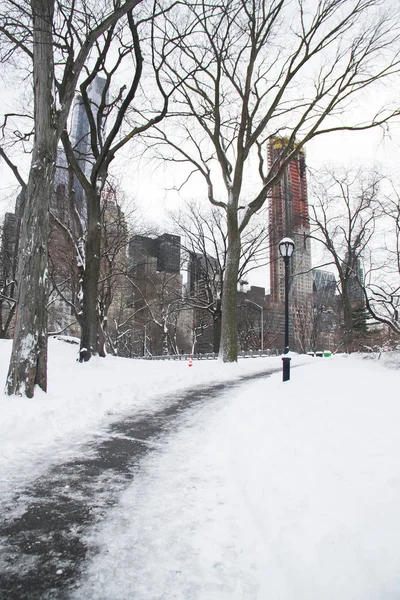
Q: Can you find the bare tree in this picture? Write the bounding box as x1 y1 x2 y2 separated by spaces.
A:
171 202 269 352
147 0 400 361
48 183 138 350
291 298 315 354
129 261 185 355
308 168 383 351
237 302 280 353
60 4 177 361
359 179 400 336
98 191 132 355
0 0 145 396
364 285 400 335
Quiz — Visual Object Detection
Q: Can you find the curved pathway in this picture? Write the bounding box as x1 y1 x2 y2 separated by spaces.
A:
0 368 279 599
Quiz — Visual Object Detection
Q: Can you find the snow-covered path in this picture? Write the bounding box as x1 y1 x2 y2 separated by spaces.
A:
71 382 267 600
70 358 400 600
0 368 278 599
0 338 291 512
2 341 400 599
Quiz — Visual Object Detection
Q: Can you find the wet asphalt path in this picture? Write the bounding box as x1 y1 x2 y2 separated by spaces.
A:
0 367 279 599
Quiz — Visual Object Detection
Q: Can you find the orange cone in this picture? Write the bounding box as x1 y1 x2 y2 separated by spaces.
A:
188 355 193 367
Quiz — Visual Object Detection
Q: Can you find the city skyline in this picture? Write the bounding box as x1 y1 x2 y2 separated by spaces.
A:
0 120 399 295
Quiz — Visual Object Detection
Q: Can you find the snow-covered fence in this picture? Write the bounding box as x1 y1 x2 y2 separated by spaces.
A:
137 350 279 361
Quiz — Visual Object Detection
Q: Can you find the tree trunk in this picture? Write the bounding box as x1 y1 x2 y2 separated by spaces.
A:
341 283 354 353
6 0 56 397
220 205 241 362
213 304 222 354
98 321 107 357
79 188 101 361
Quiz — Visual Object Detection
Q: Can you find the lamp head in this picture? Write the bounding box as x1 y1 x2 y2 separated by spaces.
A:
279 237 295 258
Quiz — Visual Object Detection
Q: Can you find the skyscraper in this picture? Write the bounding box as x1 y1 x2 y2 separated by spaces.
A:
268 138 313 307
187 252 221 299
56 76 107 223
1 189 25 299
313 269 337 310
157 234 181 274
70 77 107 179
342 253 365 305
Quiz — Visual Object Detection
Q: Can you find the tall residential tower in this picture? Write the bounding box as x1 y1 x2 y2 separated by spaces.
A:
268 138 313 307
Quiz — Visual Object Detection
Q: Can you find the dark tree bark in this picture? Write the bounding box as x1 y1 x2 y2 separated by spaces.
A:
341 281 355 353
79 187 102 361
1 0 145 394
220 203 241 361
6 0 56 397
213 303 222 354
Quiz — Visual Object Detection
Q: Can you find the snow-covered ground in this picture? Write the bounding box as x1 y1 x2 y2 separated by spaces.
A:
1 338 400 598
0 338 306 505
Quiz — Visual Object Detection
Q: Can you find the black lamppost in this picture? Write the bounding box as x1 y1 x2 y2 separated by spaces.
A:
279 237 295 381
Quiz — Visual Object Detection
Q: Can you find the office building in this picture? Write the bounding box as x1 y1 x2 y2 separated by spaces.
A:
342 254 365 305
313 269 337 311
186 251 222 353
129 234 181 277
129 234 182 310
187 252 221 298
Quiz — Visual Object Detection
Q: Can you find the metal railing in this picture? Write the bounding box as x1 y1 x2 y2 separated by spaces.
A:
135 349 279 361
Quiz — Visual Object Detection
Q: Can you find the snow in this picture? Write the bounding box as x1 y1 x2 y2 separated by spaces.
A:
19 332 35 361
1 338 400 598
0 338 297 506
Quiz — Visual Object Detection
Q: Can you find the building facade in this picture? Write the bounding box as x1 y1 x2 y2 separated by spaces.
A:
128 234 186 355
266 138 313 352
129 234 181 281
312 268 339 351
313 269 337 311
342 254 365 305
186 252 222 353
268 137 313 307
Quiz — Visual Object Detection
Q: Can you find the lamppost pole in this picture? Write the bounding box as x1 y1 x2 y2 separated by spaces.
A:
279 237 295 382
261 309 264 353
284 254 290 354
